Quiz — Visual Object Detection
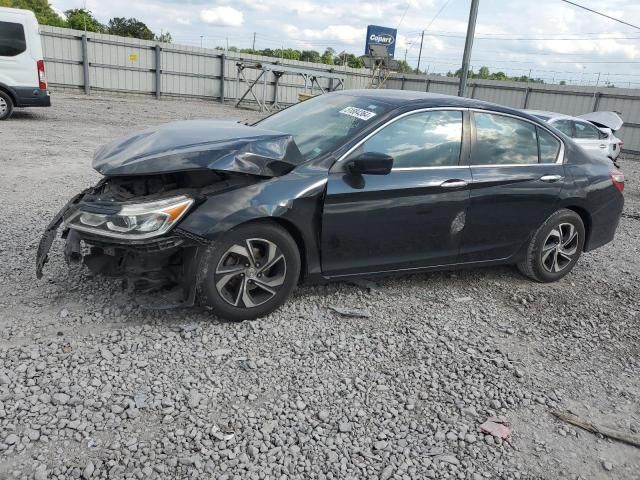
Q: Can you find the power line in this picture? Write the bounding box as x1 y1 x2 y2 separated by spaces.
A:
560 0 640 31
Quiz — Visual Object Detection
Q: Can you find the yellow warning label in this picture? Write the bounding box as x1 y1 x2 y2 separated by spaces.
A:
128 53 138 61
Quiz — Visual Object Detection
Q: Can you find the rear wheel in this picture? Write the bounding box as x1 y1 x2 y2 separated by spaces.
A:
0 91 14 120
517 209 585 283
200 222 300 321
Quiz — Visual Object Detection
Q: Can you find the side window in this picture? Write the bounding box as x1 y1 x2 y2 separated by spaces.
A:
360 110 463 168
472 112 538 165
537 127 561 164
0 21 27 57
553 120 574 137
574 121 601 139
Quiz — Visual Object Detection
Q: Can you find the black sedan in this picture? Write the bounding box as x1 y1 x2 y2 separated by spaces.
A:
36 90 624 320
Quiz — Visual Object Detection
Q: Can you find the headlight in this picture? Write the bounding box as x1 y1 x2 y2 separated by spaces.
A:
66 196 194 240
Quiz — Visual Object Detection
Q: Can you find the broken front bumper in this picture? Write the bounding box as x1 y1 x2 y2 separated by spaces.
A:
35 193 208 308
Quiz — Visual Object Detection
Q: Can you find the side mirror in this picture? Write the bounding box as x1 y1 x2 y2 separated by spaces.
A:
346 152 394 175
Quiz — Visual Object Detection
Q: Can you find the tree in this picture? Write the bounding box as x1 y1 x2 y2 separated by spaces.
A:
107 17 154 40
299 50 321 63
320 48 335 65
0 0 65 26
395 60 413 74
64 8 105 32
156 31 172 43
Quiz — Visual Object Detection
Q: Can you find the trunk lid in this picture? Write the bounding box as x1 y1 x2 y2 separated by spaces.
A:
577 111 623 132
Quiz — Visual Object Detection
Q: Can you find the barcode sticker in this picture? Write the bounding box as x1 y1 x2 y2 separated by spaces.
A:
339 106 377 121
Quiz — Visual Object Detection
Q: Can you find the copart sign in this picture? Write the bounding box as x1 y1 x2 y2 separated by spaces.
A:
365 25 397 58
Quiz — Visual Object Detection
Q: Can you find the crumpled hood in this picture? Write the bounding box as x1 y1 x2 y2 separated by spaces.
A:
93 120 305 177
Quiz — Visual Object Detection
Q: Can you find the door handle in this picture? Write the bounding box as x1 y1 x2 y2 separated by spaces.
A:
539 174 563 183
599 145 607 149
440 179 468 188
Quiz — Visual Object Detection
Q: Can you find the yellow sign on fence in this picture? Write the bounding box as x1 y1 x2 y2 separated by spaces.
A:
128 53 138 61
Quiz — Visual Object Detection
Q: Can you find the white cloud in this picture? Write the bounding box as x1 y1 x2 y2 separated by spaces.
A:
200 6 244 27
286 25 366 45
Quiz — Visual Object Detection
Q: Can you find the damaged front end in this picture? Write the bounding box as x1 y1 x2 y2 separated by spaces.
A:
36 119 306 308
37 171 260 307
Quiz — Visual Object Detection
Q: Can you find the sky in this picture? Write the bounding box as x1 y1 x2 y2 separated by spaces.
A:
50 0 640 87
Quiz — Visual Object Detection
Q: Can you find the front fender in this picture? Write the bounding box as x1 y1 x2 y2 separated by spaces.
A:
178 171 328 277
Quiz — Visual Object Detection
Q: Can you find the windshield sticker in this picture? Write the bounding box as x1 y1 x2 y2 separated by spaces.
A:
339 106 377 121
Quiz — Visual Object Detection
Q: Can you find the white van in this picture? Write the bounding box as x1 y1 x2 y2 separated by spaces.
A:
0 7 50 120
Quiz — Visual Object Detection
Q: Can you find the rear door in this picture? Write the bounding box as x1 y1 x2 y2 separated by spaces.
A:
321 108 472 276
459 111 565 262
0 12 35 87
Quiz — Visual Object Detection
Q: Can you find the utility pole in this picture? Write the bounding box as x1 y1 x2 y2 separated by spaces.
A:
457 0 480 97
416 31 424 74
252 32 256 51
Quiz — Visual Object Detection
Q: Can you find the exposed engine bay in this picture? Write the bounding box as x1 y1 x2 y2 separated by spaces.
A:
37 170 262 308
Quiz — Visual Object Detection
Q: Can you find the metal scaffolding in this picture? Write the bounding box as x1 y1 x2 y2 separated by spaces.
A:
235 62 345 111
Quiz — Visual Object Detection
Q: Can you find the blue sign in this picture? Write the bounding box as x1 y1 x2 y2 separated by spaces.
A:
365 25 397 58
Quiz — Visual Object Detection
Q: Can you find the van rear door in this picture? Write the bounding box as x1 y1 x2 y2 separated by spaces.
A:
0 9 37 88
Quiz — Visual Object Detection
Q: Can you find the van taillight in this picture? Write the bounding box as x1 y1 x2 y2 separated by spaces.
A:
37 60 47 89
610 169 624 193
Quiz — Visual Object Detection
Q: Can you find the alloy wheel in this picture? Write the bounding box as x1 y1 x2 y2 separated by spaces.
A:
215 238 287 308
0 97 7 115
541 222 579 273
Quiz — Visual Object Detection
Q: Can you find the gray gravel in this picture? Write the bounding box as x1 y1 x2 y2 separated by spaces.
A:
1 93 639 479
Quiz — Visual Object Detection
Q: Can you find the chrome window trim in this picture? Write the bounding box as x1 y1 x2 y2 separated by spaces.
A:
335 107 467 170
470 108 565 165
335 106 565 170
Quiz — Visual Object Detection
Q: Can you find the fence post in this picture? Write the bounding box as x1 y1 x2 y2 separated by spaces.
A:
522 87 531 109
401 76 405 90
220 53 226 104
81 34 90 95
425 77 430 92
592 92 601 112
154 45 161 99
470 83 477 99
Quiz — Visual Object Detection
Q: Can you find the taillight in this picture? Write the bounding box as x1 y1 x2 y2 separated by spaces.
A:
37 60 47 90
610 169 624 193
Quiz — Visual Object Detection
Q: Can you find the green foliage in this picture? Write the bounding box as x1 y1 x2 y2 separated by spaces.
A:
395 60 414 74
3 2 172 42
446 66 545 84
107 17 154 40
64 8 105 32
156 31 172 43
320 48 335 65
0 0 65 26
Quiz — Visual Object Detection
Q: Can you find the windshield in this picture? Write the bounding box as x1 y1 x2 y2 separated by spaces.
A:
256 94 393 160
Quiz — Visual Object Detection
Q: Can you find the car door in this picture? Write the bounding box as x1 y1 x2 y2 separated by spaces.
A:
573 120 609 159
321 108 472 276
459 111 565 262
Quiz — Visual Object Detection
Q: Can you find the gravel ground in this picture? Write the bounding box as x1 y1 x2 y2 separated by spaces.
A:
0 93 639 480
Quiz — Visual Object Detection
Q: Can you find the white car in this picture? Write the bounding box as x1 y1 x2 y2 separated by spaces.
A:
526 110 623 161
0 6 50 120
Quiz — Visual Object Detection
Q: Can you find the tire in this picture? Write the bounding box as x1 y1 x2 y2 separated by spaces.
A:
0 90 14 120
199 221 301 321
517 209 585 283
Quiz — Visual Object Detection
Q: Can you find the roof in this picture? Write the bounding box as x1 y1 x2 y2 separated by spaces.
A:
333 89 536 118
525 110 574 120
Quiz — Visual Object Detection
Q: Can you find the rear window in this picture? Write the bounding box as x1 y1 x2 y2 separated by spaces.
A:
0 21 27 57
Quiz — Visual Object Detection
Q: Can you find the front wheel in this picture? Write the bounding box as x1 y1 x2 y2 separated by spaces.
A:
0 91 14 120
199 222 301 321
517 209 585 283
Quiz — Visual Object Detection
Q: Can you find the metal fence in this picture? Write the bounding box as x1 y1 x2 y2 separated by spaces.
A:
40 26 370 105
41 26 640 153
386 74 640 154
